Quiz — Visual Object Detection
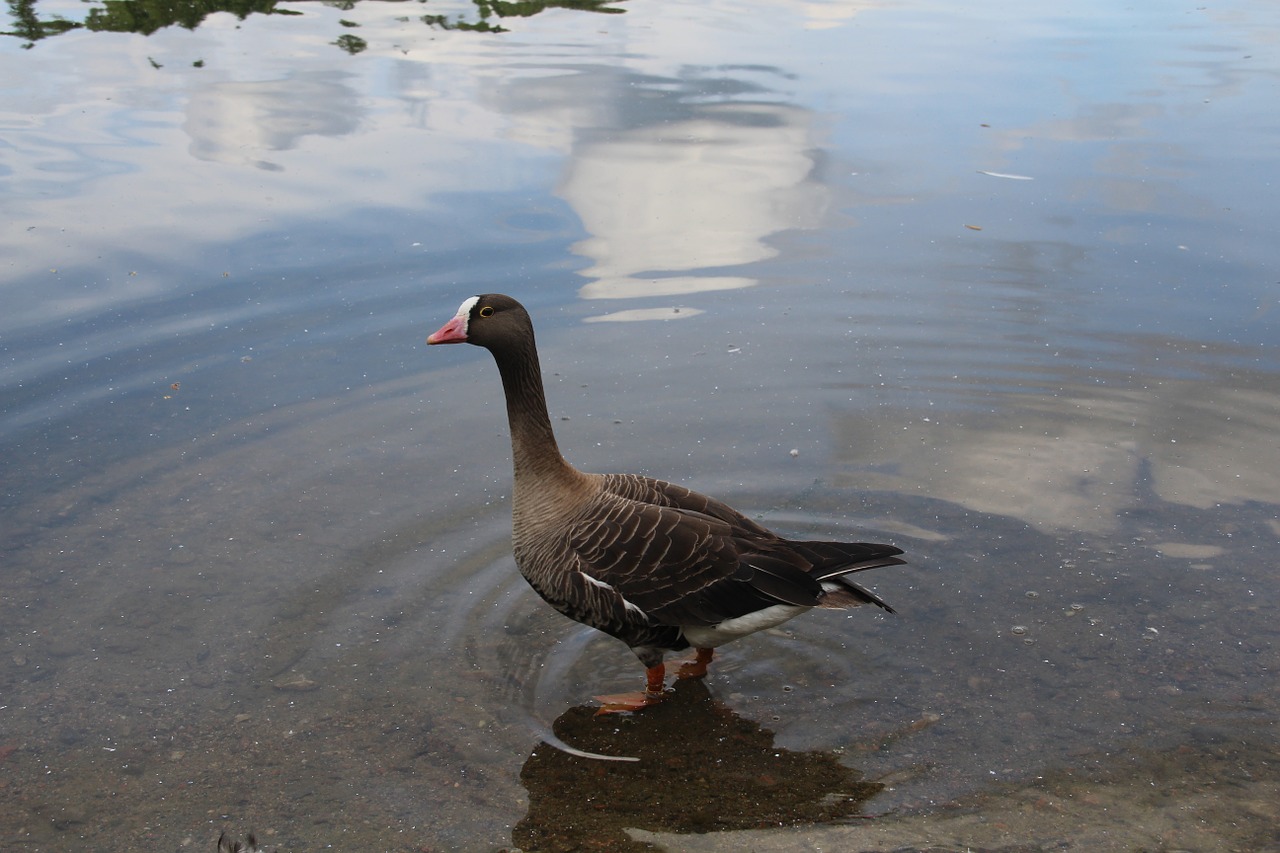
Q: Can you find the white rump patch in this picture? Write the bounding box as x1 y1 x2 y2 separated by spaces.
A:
683 604 810 648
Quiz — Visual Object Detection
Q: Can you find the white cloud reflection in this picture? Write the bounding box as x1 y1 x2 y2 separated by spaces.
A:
560 104 828 300
0 0 873 328
184 72 361 169
2 0 1274 337
583 306 705 322
834 378 1280 533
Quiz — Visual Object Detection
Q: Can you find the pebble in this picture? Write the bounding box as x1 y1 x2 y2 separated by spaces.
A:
273 674 320 692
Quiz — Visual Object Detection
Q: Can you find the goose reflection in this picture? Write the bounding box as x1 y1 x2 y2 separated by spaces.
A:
513 677 881 852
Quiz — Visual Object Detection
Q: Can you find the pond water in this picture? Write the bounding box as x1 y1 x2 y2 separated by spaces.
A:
2 0 1278 850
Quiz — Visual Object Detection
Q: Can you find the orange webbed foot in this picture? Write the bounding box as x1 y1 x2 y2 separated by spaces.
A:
592 690 668 715
674 647 715 680
594 662 667 715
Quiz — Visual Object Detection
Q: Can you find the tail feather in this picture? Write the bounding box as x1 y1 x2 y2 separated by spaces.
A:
810 546 904 613
815 554 907 578
744 538 903 614
823 570 899 613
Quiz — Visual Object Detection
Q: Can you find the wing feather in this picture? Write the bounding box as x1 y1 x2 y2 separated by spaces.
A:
560 474 901 632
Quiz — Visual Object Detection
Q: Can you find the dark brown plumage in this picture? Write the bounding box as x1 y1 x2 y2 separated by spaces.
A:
428 294 904 711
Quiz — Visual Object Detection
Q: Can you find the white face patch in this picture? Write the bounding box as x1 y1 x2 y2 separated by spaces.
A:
453 295 480 334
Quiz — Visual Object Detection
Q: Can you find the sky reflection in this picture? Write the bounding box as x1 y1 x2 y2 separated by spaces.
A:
564 101 824 298
3 0 1276 550
835 370 1280 533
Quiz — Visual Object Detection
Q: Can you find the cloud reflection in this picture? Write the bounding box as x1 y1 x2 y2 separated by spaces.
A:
184 72 361 169
583 306 705 322
833 375 1280 533
560 102 828 300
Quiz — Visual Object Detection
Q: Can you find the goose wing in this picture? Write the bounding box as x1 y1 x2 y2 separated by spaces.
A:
564 495 828 628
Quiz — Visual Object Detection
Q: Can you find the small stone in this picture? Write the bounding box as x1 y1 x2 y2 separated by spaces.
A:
273 674 319 692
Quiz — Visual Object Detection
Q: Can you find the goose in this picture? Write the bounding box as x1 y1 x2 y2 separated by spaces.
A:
427 294 904 712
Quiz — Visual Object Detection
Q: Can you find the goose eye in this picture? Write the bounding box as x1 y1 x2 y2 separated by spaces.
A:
479 306 494 318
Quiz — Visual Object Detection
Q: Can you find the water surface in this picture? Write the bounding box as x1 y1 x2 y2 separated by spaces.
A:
2 0 1278 850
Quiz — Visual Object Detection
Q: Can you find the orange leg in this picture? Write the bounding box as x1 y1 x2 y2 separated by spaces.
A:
594 663 667 714
675 647 715 680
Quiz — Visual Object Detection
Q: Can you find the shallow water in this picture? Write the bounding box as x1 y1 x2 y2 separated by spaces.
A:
2 0 1278 850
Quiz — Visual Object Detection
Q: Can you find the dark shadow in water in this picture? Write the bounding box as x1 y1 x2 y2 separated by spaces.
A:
513 677 882 852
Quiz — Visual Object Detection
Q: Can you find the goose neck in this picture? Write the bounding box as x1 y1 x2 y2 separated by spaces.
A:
492 344 576 485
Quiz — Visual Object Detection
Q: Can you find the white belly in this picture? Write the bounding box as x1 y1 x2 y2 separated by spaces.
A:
682 604 811 648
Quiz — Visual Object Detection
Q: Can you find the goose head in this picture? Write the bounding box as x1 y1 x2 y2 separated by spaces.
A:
427 293 531 350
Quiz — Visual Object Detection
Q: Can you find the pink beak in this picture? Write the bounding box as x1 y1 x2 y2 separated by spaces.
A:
427 314 468 345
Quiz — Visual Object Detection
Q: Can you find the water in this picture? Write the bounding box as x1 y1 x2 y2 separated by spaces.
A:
2 0 1278 850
